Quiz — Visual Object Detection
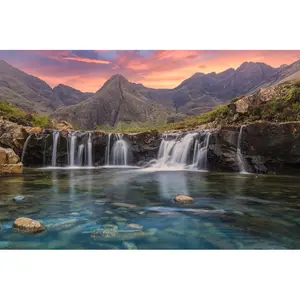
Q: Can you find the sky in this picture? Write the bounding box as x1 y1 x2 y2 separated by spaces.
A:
0 50 300 92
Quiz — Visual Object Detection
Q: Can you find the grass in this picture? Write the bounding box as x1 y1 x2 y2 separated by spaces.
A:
0 101 52 128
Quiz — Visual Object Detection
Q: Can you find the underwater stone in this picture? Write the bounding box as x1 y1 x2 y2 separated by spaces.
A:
111 202 137 209
13 195 25 202
173 194 195 204
123 241 137 250
127 223 143 230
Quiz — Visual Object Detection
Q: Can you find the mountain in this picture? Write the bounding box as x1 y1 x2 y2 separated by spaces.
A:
134 61 288 116
0 60 62 114
51 75 170 129
0 60 92 114
53 84 94 106
1 59 300 128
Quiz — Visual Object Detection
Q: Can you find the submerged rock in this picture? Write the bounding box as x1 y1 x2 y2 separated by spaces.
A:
91 228 157 241
127 223 143 230
173 194 195 204
13 217 46 233
123 241 137 250
13 195 25 202
111 202 137 209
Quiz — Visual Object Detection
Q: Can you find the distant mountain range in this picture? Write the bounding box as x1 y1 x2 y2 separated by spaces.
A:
1 58 300 129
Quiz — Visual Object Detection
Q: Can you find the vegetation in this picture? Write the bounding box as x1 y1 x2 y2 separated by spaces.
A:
2 79 300 133
0 101 52 128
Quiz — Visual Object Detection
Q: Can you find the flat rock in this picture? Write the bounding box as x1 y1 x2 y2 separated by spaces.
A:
173 194 195 204
13 217 46 233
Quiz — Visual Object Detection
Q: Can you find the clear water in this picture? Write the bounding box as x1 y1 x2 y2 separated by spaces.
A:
1 168 300 249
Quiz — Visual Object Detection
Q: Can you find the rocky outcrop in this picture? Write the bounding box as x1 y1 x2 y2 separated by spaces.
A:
208 122 300 173
0 117 31 156
0 147 23 174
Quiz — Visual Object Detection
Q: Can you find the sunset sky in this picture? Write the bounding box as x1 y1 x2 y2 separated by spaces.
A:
1 50 300 92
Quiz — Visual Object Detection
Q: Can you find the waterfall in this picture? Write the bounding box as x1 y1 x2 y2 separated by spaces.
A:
21 134 32 163
152 131 211 170
87 133 93 166
105 133 112 165
156 138 177 167
169 133 197 165
77 144 85 166
69 132 77 167
112 134 129 165
236 125 248 173
153 133 197 169
192 131 211 170
51 131 60 167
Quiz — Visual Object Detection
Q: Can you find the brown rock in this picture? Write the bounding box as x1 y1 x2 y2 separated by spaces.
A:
0 147 20 164
29 127 43 134
0 163 23 174
173 194 195 204
13 217 46 233
51 119 73 131
0 148 6 164
5 148 20 164
0 117 30 152
127 223 143 230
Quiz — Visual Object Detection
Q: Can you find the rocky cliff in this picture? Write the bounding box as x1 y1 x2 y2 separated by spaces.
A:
2 115 300 174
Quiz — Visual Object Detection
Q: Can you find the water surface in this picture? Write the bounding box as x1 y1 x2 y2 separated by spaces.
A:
1 168 300 249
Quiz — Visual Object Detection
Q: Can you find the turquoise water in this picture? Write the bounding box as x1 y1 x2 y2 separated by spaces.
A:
1 168 300 249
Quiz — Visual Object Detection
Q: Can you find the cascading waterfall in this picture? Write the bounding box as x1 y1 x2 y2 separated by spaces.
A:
152 131 211 170
236 125 248 173
51 131 60 167
87 132 93 166
112 134 129 166
192 131 211 170
77 144 85 166
21 134 33 163
69 132 77 167
105 133 112 165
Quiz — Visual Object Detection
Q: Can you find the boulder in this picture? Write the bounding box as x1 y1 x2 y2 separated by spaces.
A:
173 195 195 204
0 163 23 174
0 117 30 152
0 147 22 174
0 147 20 164
13 217 46 233
51 119 73 131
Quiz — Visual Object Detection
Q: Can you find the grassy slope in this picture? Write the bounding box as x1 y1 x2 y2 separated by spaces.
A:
2 80 300 133
0 101 51 128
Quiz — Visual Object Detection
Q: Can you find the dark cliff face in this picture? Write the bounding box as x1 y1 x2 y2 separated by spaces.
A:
208 122 300 173
5 116 300 174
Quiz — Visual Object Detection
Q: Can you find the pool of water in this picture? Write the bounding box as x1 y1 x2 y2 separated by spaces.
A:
1 167 300 249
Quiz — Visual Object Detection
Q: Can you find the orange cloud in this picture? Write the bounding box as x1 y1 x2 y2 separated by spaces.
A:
61 56 111 65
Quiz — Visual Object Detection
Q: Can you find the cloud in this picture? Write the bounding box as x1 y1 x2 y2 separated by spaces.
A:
60 56 111 65
1 50 300 92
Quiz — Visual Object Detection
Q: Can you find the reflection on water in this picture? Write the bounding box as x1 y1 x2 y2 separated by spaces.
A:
156 171 188 199
1 168 300 249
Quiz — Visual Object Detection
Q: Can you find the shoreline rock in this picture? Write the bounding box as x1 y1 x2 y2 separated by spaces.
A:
13 217 46 233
